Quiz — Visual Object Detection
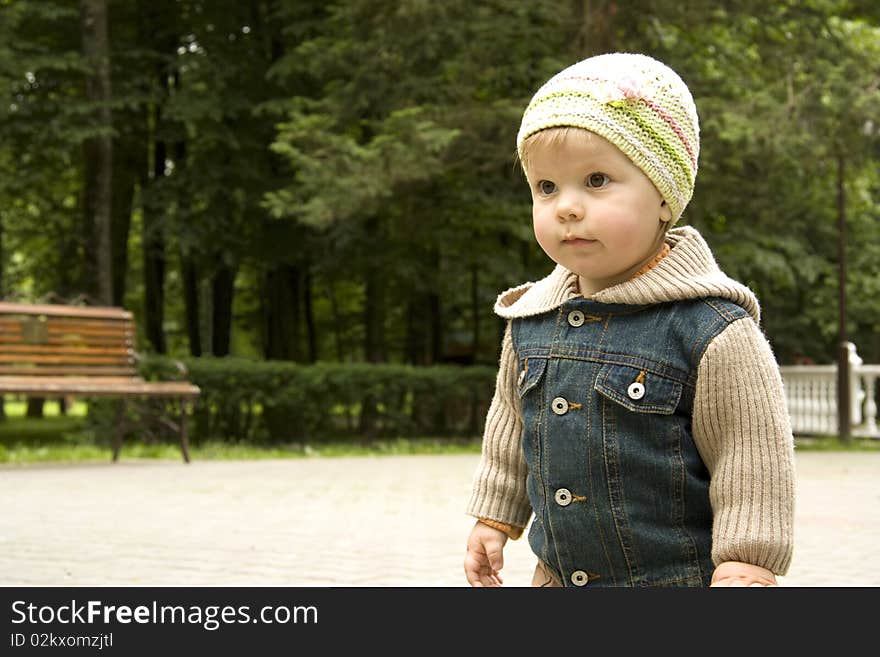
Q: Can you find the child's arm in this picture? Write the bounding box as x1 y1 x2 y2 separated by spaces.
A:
692 317 796 579
466 322 532 526
464 322 532 583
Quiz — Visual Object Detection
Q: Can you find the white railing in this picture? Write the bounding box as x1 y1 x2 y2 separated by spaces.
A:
779 343 879 438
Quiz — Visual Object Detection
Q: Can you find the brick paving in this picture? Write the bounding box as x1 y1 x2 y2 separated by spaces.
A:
0 450 877 587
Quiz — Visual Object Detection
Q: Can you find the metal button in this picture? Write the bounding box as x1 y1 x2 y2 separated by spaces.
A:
571 570 590 587
551 397 569 415
567 310 585 327
627 382 645 400
554 488 572 507
518 369 526 386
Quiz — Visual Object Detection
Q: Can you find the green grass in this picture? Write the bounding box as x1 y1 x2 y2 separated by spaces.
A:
0 432 483 464
0 405 483 464
793 435 880 451
0 401 876 464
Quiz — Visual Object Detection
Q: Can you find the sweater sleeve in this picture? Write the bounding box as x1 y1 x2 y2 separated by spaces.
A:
691 317 796 575
465 322 533 530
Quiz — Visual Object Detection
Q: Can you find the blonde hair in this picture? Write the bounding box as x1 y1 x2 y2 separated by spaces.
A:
516 127 673 233
517 127 596 178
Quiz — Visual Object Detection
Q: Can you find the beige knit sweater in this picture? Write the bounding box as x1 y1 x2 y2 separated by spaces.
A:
466 226 795 575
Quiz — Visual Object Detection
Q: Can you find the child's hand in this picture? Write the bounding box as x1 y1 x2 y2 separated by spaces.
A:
464 520 509 587
710 561 778 587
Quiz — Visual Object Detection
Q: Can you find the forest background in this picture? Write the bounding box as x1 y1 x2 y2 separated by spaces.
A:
0 0 878 445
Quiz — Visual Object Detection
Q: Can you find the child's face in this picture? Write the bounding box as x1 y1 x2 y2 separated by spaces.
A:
525 130 672 295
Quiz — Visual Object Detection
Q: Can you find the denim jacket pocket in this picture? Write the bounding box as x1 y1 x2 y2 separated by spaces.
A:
518 356 548 398
594 363 682 415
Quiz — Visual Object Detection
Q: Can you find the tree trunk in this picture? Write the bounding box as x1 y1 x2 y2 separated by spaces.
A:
142 147 167 352
143 87 168 354
211 265 236 357
80 0 113 305
471 264 480 363
303 266 317 363
0 216 4 419
263 264 301 361
181 250 201 356
327 279 344 362
574 0 618 57
172 133 201 357
405 295 426 365
360 217 385 439
429 291 442 365
364 275 385 363
363 219 386 364
836 153 850 443
0 213 4 300
110 132 140 307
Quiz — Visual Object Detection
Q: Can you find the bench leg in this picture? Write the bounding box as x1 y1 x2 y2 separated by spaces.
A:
179 399 192 464
111 399 128 462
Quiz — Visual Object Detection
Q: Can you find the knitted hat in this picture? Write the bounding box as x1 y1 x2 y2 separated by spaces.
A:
517 52 699 224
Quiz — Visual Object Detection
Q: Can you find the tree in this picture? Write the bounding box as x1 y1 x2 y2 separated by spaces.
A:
80 0 113 305
0 0 877 377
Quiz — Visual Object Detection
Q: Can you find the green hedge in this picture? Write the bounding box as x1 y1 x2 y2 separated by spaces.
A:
90 357 497 445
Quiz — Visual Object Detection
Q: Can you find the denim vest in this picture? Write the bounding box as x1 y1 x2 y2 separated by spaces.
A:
512 295 750 587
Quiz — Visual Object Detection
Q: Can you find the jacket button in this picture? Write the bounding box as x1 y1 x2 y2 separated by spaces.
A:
627 382 645 400
554 488 572 506
551 397 569 415
567 310 585 327
518 369 526 386
571 570 590 586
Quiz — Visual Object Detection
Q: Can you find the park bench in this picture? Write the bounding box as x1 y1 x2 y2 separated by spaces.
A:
0 301 199 462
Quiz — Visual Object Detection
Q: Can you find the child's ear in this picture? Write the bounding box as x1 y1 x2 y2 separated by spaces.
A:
660 200 672 223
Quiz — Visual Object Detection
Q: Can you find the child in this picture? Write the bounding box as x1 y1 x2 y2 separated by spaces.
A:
464 52 795 588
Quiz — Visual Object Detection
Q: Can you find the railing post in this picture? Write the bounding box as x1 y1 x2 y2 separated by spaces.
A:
848 342 864 428
863 374 878 436
838 342 851 443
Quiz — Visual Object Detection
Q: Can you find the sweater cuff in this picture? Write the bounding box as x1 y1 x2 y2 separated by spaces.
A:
478 517 524 540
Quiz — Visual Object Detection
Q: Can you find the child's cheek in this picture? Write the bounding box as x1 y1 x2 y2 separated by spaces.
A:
533 219 560 262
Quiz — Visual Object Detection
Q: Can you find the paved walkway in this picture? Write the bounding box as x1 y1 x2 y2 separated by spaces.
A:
0 450 877 587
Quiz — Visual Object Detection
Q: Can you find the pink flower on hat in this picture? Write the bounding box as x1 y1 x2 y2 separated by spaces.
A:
584 74 651 107
617 75 647 100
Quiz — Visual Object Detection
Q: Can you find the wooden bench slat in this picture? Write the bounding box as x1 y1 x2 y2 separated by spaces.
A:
0 328 131 340
46 331 132 340
0 366 137 376
0 302 133 320
0 337 133 348
0 353 132 363
0 376 145 385
0 366 133 375
0 329 133 340
0 355 133 365
0 376 200 397
0 345 133 356
0 317 132 328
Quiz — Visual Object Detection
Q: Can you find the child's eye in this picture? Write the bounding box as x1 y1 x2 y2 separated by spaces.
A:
586 173 610 188
538 180 556 195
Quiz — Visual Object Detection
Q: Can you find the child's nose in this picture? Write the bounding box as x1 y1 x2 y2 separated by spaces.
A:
556 189 585 222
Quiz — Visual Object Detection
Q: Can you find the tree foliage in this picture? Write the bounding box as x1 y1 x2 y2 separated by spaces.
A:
0 0 877 368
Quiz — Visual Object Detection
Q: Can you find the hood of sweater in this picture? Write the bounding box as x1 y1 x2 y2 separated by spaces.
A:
493 226 761 324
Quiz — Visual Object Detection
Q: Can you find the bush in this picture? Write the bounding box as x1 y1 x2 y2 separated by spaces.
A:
90 356 497 445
